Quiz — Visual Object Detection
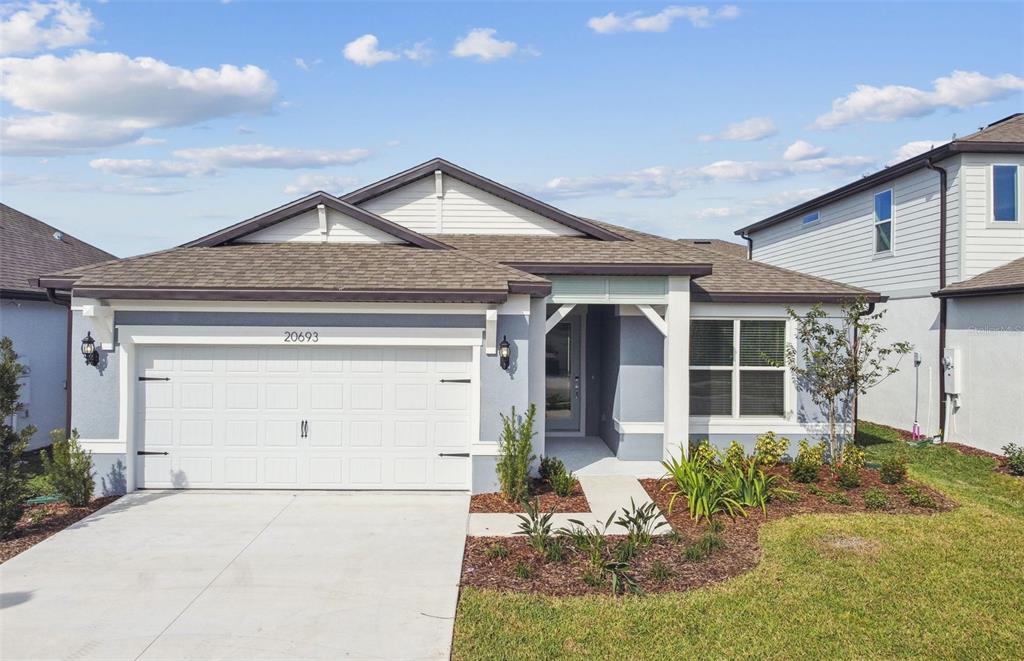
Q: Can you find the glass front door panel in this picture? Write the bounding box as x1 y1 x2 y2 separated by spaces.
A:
546 318 580 431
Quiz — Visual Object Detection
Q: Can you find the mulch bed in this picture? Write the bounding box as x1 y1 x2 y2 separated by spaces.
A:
469 478 590 513
461 467 953 596
0 496 120 564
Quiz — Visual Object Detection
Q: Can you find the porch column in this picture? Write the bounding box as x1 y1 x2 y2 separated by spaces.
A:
528 296 547 459
664 276 690 459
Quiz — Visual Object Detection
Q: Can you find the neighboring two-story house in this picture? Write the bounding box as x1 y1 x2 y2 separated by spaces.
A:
736 114 1024 454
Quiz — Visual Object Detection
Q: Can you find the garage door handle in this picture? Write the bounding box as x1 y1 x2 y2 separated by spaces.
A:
439 379 471 384
438 452 470 458
137 450 168 456
138 376 170 382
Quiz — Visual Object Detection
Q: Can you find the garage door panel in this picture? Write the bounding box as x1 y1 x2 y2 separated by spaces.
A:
136 344 473 490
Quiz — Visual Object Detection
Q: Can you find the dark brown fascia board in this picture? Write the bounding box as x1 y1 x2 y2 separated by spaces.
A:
35 275 79 290
932 283 1024 298
505 262 714 277
72 287 511 304
690 290 886 304
736 140 1024 236
182 192 452 250
341 158 629 242
1 288 51 302
507 281 553 297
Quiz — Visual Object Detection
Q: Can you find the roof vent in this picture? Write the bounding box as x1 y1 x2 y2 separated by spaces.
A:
52 231 64 241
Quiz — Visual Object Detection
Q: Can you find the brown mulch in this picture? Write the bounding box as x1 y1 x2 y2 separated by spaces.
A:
0 497 120 564
469 479 590 513
945 442 1020 477
460 467 954 596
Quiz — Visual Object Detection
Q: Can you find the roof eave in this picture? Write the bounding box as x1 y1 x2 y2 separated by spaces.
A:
932 283 1024 298
70 287 514 304
690 291 886 304
505 262 713 277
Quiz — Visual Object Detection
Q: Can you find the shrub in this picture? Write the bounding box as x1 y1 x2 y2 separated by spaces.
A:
513 561 533 580
900 485 937 509
689 440 719 466
613 538 637 563
841 443 867 470
0 337 35 539
753 431 790 467
543 537 566 563
538 455 564 482
514 499 554 554
661 449 744 522
724 441 746 468
825 491 851 506
582 569 604 587
496 405 537 503
725 461 790 515
25 473 54 499
603 560 639 596
863 488 890 510
614 498 667 547
683 528 725 562
1002 443 1024 476
549 466 579 498
836 462 861 489
559 513 614 568
807 484 826 497
485 542 509 559
649 560 673 582
880 452 908 484
41 428 94 507
790 439 826 483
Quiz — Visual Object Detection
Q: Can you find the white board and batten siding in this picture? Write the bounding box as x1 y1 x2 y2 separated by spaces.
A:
360 173 583 236
238 207 404 244
750 156 962 298
960 153 1024 280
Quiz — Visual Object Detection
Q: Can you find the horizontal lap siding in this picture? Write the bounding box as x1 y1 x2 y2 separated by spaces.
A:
239 208 403 244
961 154 1024 280
751 158 960 296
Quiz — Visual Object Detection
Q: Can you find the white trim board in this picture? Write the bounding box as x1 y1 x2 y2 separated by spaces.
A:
117 325 484 347
78 439 126 454
613 420 664 434
73 299 496 315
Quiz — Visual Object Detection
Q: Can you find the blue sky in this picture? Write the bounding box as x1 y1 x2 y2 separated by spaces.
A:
2 1 1022 257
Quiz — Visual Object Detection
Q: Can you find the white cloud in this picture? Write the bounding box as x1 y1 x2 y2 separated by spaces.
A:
588 4 739 33
539 155 870 199
698 117 777 142
813 70 1024 129
294 57 310 70
694 207 735 219
283 173 360 195
1 170 187 195
890 140 942 164
783 139 827 161
0 50 278 155
343 34 400 67
451 28 519 62
403 41 433 63
0 1 97 55
89 145 370 179
132 136 166 146
385 139 401 148
172 144 370 169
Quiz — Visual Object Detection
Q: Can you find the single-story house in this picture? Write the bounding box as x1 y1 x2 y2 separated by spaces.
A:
37 159 879 494
1 204 115 449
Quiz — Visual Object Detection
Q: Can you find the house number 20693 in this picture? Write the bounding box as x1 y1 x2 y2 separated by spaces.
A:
283 331 319 343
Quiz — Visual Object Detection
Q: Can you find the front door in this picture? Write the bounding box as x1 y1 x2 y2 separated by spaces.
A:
546 317 582 432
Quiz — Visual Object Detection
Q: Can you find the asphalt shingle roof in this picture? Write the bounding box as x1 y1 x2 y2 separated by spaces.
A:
935 256 1024 298
1 204 115 297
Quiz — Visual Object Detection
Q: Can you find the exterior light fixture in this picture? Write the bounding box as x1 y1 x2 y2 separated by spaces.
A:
498 336 511 371
81 332 99 366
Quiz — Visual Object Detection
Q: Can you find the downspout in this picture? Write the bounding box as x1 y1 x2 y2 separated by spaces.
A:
924 159 948 441
851 302 876 439
46 288 73 435
740 233 753 260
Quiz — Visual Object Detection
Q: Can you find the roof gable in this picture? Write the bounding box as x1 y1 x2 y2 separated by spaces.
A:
343 158 627 241
183 192 451 250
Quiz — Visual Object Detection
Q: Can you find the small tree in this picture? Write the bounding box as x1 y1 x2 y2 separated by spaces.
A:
496 404 537 503
781 299 911 463
42 428 94 507
0 337 35 538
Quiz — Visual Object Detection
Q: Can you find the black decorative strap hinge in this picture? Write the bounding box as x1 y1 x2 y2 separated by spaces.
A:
438 452 470 458
439 378 471 384
138 376 170 382
136 450 169 456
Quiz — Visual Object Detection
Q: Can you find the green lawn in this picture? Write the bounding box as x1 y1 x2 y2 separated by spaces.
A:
453 439 1024 659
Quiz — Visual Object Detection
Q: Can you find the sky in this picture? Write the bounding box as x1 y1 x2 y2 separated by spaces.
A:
1 1 1022 258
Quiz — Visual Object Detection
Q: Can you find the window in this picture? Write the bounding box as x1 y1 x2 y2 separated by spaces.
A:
993 165 1019 222
802 211 820 225
873 189 893 253
690 319 787 418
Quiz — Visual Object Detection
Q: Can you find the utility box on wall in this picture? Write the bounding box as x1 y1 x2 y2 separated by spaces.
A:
943 347 962 395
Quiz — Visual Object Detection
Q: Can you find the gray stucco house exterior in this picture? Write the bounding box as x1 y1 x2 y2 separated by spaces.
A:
36 159 878 494
1 204 115 450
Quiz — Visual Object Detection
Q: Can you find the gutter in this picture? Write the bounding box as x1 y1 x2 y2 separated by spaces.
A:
46 288 73 435
923 158 949 441
852 301 877 430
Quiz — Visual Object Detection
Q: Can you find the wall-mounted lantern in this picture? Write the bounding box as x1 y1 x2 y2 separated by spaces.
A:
81 332 99 366
498 335 511 371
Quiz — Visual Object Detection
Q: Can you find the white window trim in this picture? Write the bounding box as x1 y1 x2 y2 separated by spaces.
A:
990 163 1021 225
873 188 894 256
688 317 792 422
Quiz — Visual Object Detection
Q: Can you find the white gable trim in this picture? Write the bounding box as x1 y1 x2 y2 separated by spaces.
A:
238 206 405 244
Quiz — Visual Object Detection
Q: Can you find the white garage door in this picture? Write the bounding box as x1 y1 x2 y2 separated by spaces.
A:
134 345 473 490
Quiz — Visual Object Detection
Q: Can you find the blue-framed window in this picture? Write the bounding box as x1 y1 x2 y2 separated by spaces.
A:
873 189 893 253
993 165 1019 222
802 211 820 225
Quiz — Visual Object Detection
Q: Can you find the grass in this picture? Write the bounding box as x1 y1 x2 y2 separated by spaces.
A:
453 436 1024 659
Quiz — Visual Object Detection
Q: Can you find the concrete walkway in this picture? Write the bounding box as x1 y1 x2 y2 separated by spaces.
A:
467 474 669 536
0 490 469 661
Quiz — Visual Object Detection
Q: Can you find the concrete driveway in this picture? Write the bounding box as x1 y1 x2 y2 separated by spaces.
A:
0 491 469 660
